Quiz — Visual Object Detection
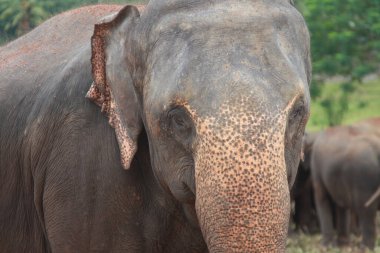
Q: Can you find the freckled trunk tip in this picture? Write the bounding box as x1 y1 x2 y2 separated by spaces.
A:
195 159 290 252
193 127 290 251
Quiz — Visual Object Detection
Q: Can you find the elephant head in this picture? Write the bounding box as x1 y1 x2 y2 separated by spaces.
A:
88 1 311 251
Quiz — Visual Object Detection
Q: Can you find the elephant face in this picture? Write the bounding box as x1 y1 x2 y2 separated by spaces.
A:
88 1 311 251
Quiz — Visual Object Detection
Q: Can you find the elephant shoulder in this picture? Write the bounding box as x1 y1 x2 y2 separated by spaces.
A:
0 5 123 84
0 4 128 195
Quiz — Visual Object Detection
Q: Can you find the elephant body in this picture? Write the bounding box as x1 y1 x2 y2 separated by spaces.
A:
311 125 380 249
0 5 206 252
0 1 311 252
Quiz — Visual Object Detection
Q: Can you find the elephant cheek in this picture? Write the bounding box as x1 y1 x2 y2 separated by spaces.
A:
193 117 290 252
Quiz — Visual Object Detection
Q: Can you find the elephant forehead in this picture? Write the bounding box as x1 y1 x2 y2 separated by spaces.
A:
143 3 310 116
150 1 307 50
147 0 302 34
146 42 308 120
147 1 308 56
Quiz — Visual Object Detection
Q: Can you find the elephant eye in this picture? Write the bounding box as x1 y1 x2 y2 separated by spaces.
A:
289 99 307 124
172 114 186 127
168 108 188 130
165 107 195 150
286 97 309 143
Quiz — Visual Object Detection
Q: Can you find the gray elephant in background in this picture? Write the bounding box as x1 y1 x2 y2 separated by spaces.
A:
311 123 380 249
357 118 380 208
0 1 311 252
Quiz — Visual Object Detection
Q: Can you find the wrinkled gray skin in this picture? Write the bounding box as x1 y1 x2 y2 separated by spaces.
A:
311 125 380 249
0 1 311 252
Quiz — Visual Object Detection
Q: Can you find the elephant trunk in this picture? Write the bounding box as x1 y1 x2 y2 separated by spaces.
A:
194 109 290 252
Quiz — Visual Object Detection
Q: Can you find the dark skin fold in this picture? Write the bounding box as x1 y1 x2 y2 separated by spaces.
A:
1 1 311 252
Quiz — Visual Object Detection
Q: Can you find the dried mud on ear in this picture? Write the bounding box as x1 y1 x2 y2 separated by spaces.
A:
87 81 138 170
86 82 104 108
88 27 136 170
86 6 141 170
88 17 113 114
108 89 139 170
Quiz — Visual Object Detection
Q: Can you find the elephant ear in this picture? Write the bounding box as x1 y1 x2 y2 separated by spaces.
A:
87 5 142 170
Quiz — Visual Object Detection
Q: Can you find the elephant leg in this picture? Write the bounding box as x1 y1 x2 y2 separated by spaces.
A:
313 181 334 246
293 195 301 231
350 211 360 236
358 207 377 250
294 193 310 233
336 206 350 246
299 182 315 233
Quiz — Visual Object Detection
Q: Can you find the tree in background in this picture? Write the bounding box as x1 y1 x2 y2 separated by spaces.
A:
0 0 45 37
0 0 146 44
0 0 100 39
1 0 60 36
299 0 380 126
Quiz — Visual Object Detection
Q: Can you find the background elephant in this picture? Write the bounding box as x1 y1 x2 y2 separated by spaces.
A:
311 124 380 249
356 118 380 139
0 1 311 252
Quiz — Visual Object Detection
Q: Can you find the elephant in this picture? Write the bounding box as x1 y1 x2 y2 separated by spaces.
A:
356 117 380 137
355 118 380 208
291 132 319 234
0 1 311 252
311 124 380 249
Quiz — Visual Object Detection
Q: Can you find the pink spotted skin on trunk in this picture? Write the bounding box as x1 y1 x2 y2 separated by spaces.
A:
174 93 299 252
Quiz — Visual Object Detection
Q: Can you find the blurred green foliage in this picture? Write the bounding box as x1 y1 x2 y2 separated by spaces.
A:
298 0 380 127
301 0 380 81
307 79 380 131
0 0 379 128
0 0 146 41
0 0 89 38
287 232 380 252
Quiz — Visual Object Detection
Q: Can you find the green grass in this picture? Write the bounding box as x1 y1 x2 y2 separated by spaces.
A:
307 79 380 131
287 233 380 253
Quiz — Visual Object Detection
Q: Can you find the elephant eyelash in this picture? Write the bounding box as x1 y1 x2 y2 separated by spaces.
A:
290 99 307 121
167 107 189 129
171 114 186 127
291 107 303 120
163 106 196 152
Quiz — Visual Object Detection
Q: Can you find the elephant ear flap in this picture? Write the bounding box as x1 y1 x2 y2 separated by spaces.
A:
87 5 142 170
